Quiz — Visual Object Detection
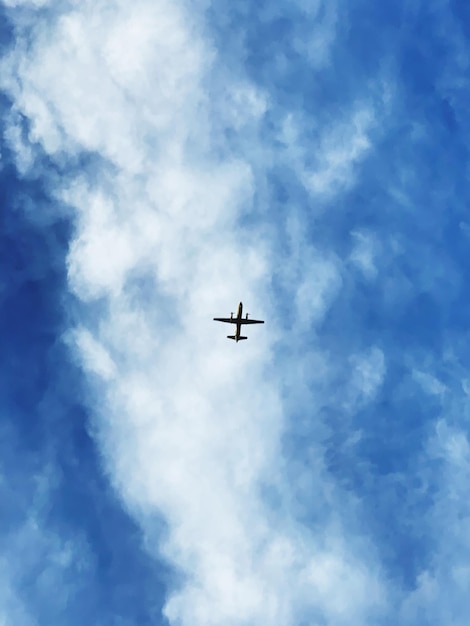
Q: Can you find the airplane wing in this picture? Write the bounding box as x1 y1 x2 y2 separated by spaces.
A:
213 317 237 324
239 319 264 325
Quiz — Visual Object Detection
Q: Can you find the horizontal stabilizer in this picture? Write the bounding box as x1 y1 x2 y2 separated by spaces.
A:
227 335 248 341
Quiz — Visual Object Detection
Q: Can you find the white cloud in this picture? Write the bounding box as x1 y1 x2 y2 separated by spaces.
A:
400 416 470 624
305 108 373 197
2 112 36 176
412 370 447 396
0 454 93 626
1 1 391 624
344 347 385 410
73 328 117 381
0 568 34 626
434 419 470 471
349 230 378 280
277 104 378 209
278 212 343 331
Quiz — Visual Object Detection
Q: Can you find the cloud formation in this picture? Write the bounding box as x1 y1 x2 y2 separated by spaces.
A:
4 0 470 624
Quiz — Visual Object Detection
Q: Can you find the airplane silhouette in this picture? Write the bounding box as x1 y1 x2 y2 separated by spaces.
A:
214 302 264 342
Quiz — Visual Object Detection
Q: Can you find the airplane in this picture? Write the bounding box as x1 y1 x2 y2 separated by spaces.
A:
213 302 264 342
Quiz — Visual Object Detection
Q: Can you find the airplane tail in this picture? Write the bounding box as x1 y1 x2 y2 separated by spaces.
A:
227 335 247 341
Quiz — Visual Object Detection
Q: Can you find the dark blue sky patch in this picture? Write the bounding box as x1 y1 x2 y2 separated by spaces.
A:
449 0 470 39
0 126 169 626
320 368 442 588
0 6 14 49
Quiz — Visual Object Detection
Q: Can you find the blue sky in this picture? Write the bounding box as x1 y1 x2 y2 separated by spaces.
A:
2 0 470 624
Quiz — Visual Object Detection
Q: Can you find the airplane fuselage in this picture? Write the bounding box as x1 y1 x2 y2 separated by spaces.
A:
233 302 243 342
